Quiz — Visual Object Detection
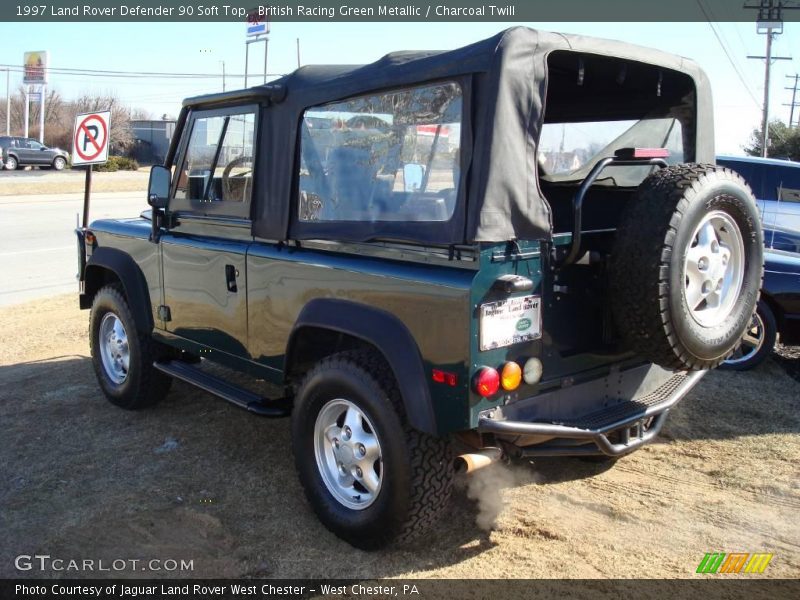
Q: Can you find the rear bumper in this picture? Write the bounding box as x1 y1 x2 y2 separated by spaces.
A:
477 367 706 457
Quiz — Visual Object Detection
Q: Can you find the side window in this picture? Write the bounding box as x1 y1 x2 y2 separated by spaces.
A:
28 140 44 150
174 111 255 205
298 82 463 223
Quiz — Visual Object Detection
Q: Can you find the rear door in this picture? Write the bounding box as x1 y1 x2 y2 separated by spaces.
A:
14 138 35 164
160 106 258 358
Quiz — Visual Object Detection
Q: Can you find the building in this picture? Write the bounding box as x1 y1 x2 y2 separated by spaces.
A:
131 119 176 165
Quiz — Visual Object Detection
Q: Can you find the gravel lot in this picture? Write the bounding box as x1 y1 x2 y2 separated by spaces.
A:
1 294 798 579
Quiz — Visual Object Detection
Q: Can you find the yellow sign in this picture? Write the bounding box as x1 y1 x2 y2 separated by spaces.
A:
23 51 48 84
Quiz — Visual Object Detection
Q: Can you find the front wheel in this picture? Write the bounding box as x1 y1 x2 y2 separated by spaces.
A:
720 300 777 371
291 350 453 550
53 156 67 170
89 285 172 409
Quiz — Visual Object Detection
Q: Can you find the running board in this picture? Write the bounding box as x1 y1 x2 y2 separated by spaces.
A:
154 360 290 418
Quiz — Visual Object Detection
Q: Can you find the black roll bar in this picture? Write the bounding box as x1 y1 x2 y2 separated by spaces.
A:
555 153 669 268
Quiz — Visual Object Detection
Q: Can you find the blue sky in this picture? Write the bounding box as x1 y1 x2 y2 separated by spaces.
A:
1 20 798 154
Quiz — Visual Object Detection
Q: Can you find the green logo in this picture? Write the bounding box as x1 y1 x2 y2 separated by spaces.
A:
516 318 532 332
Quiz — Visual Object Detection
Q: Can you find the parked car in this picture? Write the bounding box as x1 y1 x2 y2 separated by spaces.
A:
75 27 762 549
722 225 800 370
0 136 70 170
717 155 800 233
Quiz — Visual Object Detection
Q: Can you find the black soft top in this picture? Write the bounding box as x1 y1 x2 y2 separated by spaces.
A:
184 27 714 244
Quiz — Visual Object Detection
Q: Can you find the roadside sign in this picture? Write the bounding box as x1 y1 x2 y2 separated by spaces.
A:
72 110 110 166
246 9 269 37
23 51 48 84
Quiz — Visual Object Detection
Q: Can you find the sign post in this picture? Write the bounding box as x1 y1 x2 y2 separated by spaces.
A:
23 51 48 142
72 110 111 228
244 9 270 87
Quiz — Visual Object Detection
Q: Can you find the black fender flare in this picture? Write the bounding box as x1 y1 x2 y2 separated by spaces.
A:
83 247 154 333
286 298 437 435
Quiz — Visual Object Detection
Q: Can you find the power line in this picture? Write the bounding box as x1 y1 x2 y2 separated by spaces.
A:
696 0 762 109
0 63 283 79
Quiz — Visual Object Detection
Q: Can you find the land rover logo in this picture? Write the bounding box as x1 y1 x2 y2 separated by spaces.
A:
516 318 532 331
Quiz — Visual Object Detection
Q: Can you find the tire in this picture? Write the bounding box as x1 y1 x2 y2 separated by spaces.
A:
89 285 172 409
291 350 453 550
610 164 763 371
5 156 18 170
720 300 777 371
53 156 66 170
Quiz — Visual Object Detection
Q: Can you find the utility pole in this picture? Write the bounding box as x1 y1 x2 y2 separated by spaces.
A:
745 1 797 156
4 68 9 136
296 38 301 69
785 74 799 127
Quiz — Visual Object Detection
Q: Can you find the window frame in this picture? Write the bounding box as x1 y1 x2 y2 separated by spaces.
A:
289 77 471 246
168 103 259 220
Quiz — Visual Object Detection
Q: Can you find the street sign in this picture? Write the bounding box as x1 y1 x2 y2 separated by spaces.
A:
72 110 111 166
23 51 48 84
246 9 269 37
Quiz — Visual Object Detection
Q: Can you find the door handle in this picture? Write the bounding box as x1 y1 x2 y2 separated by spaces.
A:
225 264 238 293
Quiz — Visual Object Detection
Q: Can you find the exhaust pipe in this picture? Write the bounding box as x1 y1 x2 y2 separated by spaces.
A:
454 447 502 474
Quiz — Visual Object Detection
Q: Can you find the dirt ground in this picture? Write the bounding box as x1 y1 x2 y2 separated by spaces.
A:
1 294 798 580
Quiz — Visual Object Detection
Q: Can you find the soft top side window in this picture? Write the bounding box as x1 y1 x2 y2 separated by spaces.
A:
298 81 463 224
172 107 256 218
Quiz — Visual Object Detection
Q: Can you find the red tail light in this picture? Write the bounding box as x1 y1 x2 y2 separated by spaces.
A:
474 367 500 397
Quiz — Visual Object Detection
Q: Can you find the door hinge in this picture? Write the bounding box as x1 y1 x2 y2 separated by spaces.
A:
158 305 172 322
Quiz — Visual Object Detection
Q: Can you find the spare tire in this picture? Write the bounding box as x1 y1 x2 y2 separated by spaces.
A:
609 164 763 371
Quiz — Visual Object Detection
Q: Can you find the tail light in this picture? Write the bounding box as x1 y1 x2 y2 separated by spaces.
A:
474 367 500 397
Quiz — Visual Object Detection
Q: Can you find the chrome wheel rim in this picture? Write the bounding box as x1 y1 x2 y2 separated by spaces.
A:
725 311 765 365
99 312 130 385
6 157 16 169
54 158 65 169
683 211 745 327
313 399 383 510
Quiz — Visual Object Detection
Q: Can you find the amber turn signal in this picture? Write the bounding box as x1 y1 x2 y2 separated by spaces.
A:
500 361 522 391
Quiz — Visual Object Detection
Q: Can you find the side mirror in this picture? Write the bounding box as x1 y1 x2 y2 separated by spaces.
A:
147 165 171 209
403 163 425 193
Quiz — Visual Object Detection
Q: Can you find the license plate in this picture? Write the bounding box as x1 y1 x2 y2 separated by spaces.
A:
479 295 541 351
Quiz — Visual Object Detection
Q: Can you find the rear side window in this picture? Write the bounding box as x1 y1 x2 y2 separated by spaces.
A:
298 82 463 223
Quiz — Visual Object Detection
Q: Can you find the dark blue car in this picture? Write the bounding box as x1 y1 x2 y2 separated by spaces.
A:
722 228 800 369
716 156 800 369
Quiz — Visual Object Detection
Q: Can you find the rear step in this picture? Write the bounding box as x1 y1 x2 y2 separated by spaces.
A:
154 360 290 418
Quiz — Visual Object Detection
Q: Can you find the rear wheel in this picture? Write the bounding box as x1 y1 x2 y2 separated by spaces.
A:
5 156 18 170
89 285 172 409
291 350 453 550
610 164 763 371
720 300 777 371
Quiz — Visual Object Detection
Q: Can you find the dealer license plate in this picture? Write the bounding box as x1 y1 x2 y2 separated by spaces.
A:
479 295 541 351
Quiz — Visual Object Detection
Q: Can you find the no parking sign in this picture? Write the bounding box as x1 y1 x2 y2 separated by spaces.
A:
72 110 110 166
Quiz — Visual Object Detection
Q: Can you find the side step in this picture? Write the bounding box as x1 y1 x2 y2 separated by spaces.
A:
154 360 290 418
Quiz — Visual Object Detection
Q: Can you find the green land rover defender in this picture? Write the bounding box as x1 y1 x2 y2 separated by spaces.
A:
76 28 763 549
